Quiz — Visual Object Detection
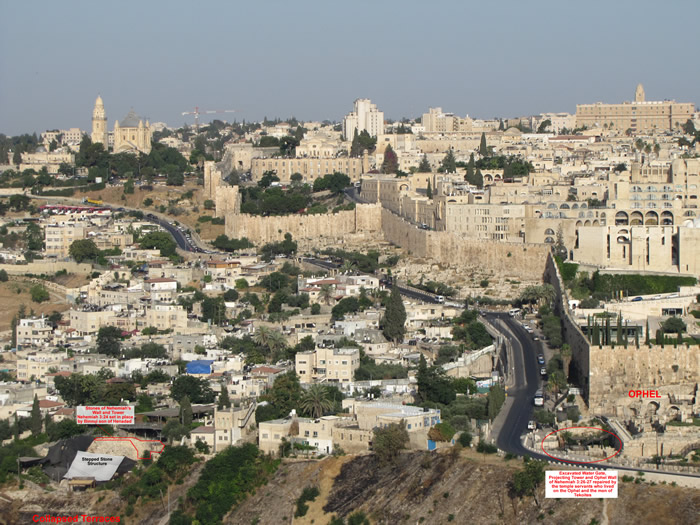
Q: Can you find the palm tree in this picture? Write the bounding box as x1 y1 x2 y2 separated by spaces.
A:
253 326 273 349
319 284 334 305
341 260 356 273
300 384 334 419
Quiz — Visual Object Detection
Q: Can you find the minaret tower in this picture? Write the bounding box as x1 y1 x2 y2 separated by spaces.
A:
634 83 645 103
91 95 108 146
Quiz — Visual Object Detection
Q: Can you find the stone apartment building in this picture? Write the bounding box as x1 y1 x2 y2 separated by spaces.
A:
295 346 360 384
15 317 54 349
250 156 365 183
44 223 87 258
16 351 66 382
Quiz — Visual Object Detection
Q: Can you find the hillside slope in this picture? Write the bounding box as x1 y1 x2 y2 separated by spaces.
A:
226 449 700 525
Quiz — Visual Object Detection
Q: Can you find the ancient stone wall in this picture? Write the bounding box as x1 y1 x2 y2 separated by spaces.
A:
588 343 700 420
381 208 549 280
224 203 382 247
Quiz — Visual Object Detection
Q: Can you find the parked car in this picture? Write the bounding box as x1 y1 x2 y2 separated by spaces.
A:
537 354 545 365
528 420 537 430
631 296 643 302
540 367 547 376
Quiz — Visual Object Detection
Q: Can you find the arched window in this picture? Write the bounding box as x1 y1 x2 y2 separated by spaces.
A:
544 236 555 244
545 228 555 235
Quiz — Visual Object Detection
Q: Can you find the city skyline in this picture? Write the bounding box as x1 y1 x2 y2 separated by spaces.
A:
1 0 699 135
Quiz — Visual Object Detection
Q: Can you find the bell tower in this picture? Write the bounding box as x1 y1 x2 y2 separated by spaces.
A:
91 95 108 147
635 83 645 103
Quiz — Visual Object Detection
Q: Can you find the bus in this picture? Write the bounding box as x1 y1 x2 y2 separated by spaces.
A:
534 389 544 406
508 308 521 317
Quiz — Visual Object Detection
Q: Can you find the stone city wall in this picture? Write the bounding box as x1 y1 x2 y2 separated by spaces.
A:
587 343 700 419
381 208 549 280
225 203 383 247
0 261 93 275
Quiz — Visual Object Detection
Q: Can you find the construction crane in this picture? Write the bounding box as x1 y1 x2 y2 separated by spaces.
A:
181 107 236 132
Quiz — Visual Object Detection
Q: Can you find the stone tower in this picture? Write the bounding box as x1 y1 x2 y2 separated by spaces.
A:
91 95 108 147
635 83 645 103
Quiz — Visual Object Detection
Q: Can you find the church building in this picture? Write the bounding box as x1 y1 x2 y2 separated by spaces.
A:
91 95 152 154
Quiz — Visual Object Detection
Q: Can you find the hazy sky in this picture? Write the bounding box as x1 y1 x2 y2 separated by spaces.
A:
1 0 698 135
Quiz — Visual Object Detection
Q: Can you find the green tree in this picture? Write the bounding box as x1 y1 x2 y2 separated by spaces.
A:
69 239 100 263
487 385 506 420
426 179 433 199
30 285 49 303
258 371 302 421
161 419 189 444
479 132 488 156
171 375 215 404
0 270 8 282
465 152 476 183
440 149 456 173
381 285 406 343
218 386 231 410
381 144 398 174
511 458 546 506
299 384 334 419
139 231 177 257
179 395 193 426
373 421 409 465
662 316 686 334
30 395 42 436
97 326 122 357
536 119 551 133
415 355 456 404
418 154 431 172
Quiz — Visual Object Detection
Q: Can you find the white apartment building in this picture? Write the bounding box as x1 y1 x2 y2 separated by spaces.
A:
16 317 54 349
343 98 384 139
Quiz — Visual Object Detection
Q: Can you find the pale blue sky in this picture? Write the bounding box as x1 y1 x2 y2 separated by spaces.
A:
1 0 698 135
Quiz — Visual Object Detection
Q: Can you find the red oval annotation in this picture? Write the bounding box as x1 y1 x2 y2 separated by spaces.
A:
540 426 622 464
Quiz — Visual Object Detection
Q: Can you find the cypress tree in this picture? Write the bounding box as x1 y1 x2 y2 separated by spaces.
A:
30 394 42 436
381 144 399 174
479 132 488 157
350 129 360 156
418 154 431 173
426 179 432 199
616 313 623 345
440 149 456 173
465 152 476 184
634 325 639 347
382 285 406 343
218 386 231 410
645 320 650 345
179 395 193 427
474 169 484 189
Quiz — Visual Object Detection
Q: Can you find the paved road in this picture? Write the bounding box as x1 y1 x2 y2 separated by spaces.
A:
486 312 541 456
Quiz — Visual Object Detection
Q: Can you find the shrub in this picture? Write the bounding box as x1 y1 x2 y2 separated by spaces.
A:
458 432 472 447
294 486 320 518
30 284 49 303
476 441 498 454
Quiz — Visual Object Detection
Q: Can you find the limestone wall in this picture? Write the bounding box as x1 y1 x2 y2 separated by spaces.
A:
225 203 382 246
381 208 549 280
588 343 700 419
0 261 92 275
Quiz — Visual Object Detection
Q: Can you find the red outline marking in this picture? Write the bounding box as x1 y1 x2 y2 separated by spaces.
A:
540 426 622 464
93 437 165 460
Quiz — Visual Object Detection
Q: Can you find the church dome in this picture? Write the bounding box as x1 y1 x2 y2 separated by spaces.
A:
120 109 143 128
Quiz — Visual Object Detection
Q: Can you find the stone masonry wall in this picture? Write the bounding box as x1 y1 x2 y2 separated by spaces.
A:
588 343 700 419
225 203 383 247
381 208 549 280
